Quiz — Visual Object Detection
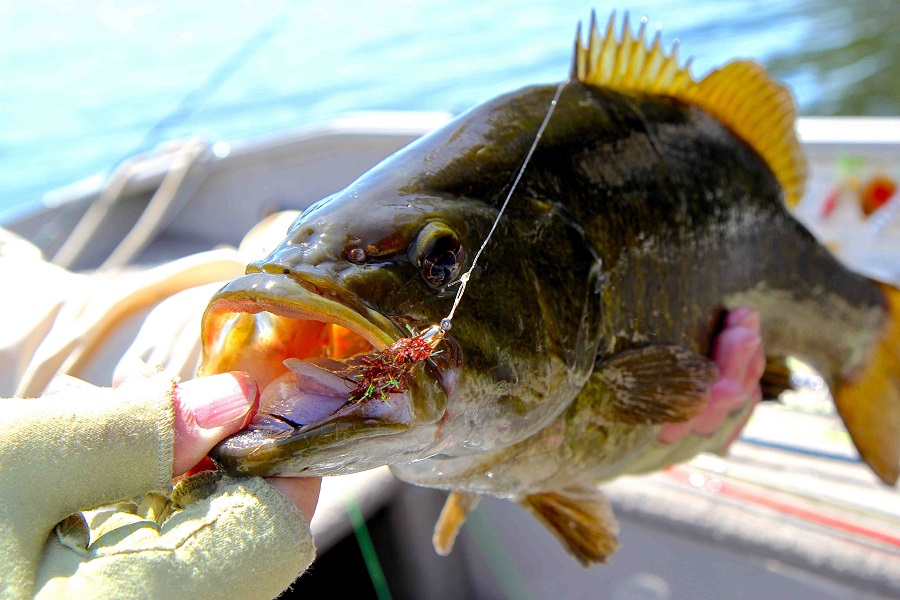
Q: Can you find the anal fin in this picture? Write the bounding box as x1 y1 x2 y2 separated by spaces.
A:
433 491 480 556
518 485 620 566
595 344 717 424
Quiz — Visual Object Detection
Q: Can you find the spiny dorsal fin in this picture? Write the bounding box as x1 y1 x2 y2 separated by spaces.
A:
573 11 807 207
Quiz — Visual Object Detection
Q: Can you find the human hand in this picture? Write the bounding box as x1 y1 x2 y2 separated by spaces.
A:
7 371 321 598
50 369 321 521
658 307 765 446
170 372 321 521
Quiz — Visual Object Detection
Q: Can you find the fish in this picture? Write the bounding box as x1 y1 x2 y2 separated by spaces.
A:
199 13 900 566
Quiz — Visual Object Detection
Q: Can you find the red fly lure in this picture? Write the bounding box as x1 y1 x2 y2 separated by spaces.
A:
346 324 446 403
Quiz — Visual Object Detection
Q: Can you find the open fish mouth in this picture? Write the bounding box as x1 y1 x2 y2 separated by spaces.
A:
200 272 447 476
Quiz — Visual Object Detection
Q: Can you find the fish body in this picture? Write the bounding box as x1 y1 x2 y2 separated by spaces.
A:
201 15 900 564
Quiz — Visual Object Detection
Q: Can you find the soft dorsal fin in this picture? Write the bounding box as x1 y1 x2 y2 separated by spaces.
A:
573 12 807 207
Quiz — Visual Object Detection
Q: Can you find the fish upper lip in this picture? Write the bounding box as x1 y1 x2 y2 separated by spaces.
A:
202 272 401 352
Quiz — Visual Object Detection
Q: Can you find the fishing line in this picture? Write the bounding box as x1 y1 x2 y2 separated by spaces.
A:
350 80 569 398
439 78 569 332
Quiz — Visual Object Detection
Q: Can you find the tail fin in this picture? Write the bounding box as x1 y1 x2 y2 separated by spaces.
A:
834 281 900 485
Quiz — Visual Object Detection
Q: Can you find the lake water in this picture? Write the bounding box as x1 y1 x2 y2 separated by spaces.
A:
1 0 897 217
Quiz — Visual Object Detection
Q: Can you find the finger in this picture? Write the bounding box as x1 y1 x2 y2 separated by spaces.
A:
171 372 259 477
657 420 692 444
745 341 767 390
113 356 160 387
174 457 217 483
692 378 744 436
44 374 95 396
659 309 764 445
267 477 322 523
721 387 764 451
725 307 760 331
712 326 762 384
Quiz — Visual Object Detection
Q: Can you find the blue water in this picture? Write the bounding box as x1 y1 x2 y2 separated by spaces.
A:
2 1 897 217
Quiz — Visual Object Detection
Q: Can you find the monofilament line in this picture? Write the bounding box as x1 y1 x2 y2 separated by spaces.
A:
440 79 569 332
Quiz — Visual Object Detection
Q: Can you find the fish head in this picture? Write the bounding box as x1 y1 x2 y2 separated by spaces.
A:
201 190 473 476
203 90 605 477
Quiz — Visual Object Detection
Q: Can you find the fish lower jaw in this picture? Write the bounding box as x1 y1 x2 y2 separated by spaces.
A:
210 419 411 477
207 347 417 477
254 357 413 433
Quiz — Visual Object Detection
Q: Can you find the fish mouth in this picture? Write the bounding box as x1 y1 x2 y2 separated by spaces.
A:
200 272 450 477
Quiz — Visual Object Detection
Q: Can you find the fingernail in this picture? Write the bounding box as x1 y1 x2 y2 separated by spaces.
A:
176 372 258 429
727 332 762 387
715 328 760 380
726 308 760 330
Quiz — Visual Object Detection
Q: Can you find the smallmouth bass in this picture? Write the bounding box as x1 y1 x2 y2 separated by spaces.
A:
200 14 900 565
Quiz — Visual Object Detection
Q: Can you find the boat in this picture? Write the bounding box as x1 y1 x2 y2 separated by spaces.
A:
3 112 899 599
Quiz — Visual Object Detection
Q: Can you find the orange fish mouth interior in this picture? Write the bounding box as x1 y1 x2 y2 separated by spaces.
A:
201 310 418 433
203 311 377 391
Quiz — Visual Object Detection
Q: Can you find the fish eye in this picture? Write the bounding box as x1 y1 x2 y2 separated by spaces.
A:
409 222 464 289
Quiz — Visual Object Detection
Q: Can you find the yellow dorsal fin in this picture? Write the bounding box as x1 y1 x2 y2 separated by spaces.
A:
573 12 807 207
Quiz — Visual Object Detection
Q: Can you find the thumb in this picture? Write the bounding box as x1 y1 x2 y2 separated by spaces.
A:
171 372 259 477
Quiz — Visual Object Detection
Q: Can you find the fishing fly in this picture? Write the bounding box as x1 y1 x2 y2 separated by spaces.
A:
345 80 569 404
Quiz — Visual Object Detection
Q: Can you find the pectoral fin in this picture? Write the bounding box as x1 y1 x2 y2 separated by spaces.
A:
518 485 620 566
595 344 718 424
433 491 481 556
